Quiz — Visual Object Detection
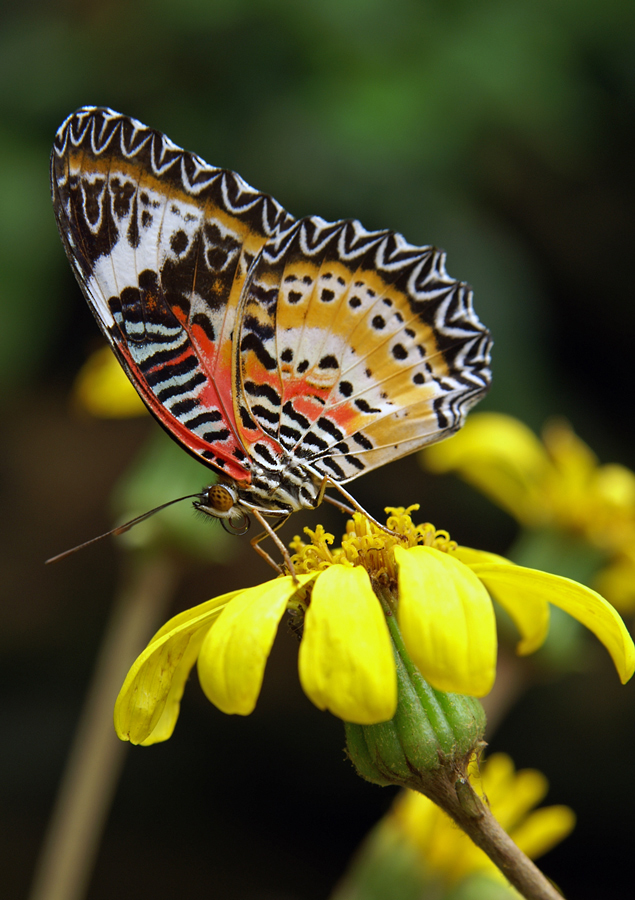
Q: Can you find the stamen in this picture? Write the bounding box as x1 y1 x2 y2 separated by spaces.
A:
288 507 456 588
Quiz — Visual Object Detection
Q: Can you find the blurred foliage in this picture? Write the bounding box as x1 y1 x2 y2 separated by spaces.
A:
2 2 635 899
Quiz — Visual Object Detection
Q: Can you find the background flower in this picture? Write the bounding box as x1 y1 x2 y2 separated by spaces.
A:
422 413 635 613
331 753 575 900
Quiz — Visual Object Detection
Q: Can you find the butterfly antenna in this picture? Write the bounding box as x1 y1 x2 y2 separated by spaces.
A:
45 493 202 564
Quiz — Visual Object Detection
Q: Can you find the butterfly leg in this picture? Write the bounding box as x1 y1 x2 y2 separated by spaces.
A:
249 509 297 579
322 493 355 515
328 480 401 539
313 475 354 515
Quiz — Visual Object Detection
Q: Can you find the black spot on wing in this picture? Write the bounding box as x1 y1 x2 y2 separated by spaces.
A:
302 431 328 452
111 177 135 219
244 380 281 406
240 332 277 371
352 431 373 450
156 370 206 402
433 396 449 429
239 405 258 430
392 344 408 360
170 229 188 255
143 353 198 383
317 417 344 441
171 398 198 417
126 191 140 249
254 442 276 465
252 405 279 425
282 402 310 430
280 425 302 443
201 428 231 442
355 398 381 414
184 410 223 428
320 458 346 478
191 312 215 342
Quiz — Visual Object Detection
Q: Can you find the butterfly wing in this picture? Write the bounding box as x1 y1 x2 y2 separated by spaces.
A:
51 106 294 481
235 216 491 483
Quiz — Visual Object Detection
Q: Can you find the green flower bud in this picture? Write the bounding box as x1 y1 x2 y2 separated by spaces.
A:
345 603 486 791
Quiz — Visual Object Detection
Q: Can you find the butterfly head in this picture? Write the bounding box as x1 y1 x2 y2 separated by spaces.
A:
194 481 251 536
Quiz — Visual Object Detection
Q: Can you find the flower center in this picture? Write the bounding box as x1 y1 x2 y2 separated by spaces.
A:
289 505 456 590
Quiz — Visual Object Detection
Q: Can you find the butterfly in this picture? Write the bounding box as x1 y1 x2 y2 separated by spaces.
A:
50 106 492 570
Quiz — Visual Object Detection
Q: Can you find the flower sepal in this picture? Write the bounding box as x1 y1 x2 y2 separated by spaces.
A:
345 606 486 790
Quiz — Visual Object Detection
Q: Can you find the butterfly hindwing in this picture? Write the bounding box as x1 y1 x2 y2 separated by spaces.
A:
236 217 491 482
51 106 294 480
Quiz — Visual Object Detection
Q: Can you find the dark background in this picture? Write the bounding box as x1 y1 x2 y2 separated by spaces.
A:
2 1 635 897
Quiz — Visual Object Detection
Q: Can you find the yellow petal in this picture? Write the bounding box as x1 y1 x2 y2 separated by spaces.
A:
470 565 635 683
395 545 497 697
298 565 397 724
451 545 514 567
197 575 316 715
136 636 204 746
511 805 576 860
469 563 551 656
542 418 597 483
421 413 550 527
74 345 147 418
489 769 549 832
471 751 515 800
594 463 635 509
114 590 240 744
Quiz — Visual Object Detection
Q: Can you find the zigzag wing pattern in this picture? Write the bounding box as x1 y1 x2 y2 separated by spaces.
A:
237 217 492 482
51 106 294 481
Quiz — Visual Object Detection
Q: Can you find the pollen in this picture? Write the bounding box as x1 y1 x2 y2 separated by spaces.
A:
289 505 457 588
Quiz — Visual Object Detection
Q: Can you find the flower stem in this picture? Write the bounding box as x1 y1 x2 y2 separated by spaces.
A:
28 555 177 900
410 768 564 900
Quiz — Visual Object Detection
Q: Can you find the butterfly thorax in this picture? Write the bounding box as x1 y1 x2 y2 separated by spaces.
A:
195 457 324 527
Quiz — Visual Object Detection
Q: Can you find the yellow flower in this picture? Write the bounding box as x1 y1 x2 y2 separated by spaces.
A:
114 507 634 746
74 345 147 417
388 753 575 889
422 412 635 553
422 413 635 612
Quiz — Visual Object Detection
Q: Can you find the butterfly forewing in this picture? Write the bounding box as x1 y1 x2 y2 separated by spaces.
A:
236 217 491 483
51 106 293 481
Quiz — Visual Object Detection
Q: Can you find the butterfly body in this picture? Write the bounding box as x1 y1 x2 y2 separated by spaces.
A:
51 107 492 541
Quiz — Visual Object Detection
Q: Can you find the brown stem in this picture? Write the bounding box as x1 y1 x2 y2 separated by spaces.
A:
28 555 178 900
410 766 563 900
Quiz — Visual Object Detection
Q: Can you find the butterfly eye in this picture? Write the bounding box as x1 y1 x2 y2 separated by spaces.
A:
205 484 237 513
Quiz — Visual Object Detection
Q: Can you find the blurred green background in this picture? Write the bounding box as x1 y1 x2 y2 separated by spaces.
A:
2 1 635 898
